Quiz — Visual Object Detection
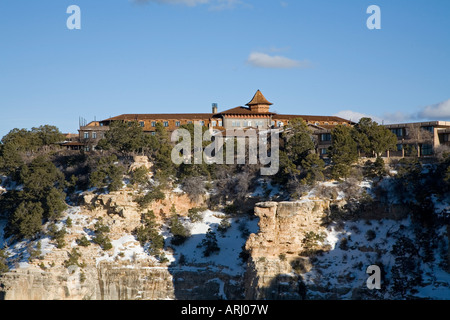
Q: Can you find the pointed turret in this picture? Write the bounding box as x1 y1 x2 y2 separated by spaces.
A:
246 90 273 113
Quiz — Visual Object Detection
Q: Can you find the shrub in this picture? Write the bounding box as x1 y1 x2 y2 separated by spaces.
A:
198 229 220 257
133 210 165 256
27 241 43 261
169 214 190 246
182 176 206 202
300 231 327 256
0 249 9 275
64 248 82 268
339 237 349 250
365 229 377 241
217 218 231 236
136 187 165 209
76 235 91 247
188 207 206 223
89 155 125 192
47 224 67 248
92 219 112 251
339 177 362 200
315 185 339 200
9 201 44 239
130 166 150 187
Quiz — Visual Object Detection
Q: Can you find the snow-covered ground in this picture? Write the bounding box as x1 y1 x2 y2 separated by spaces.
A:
164 210 259 276
303 216 450 299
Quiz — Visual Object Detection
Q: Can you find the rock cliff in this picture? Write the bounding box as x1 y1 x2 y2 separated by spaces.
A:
244 199 334 299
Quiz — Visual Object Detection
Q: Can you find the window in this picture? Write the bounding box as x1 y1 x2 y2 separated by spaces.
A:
444 134 449 142
391 128 403 137
243 120 251 127
320 148 328 155
84 132 89 139
199 121 205 126
396 144 403 151
271 121 275 127
277 121 283 127
139 121 145 127
422 126 433 133
232 121 241 127
163 121 169 127
175 121 180 127
151 132 156 136
92 132 97 139
218 120 223 127
211 121 217 127
320 133 331 142
187 121 192 124
422 144 433 156
151 121 156 127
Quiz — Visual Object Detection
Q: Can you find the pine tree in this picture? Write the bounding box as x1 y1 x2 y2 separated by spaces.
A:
329 125 358 179
353 118 397 157
9 201 44 239
0 249 9 275
300 153 325 185
283 118 315 166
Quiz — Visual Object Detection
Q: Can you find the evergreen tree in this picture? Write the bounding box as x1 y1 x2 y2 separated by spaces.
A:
353 118 397 157
89 154 125 191
169 214 190 246
44 188 67 221
8 201 44 239
283 118 315 166
97 121 148 154
199 228 220 257
0 249 9 275
276 118 317 185
19 156 65 200
31 125 65 146
133 210 165 256
153 122 177 181
300 153 325 185
329 125 358 179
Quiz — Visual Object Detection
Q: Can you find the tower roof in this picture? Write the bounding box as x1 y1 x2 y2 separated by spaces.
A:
246 90 273 106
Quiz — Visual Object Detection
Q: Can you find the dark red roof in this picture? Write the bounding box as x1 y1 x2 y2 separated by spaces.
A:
102 113 214 122
272 114 353 123
218 106 275 116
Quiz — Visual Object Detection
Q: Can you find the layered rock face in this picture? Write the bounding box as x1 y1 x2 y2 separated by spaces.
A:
244 200 333 299
0 181 206 300
0 262 174 300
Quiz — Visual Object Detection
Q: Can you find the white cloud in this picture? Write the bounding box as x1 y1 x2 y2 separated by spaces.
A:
334 98 450 126
209 0 244 10
417 99 450 120
246 52 311 69
333 110 383 124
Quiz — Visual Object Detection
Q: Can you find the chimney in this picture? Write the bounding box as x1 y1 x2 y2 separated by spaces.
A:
212 103 218 114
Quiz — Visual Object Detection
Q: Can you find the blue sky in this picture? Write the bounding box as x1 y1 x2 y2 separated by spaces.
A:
0 0 449 139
